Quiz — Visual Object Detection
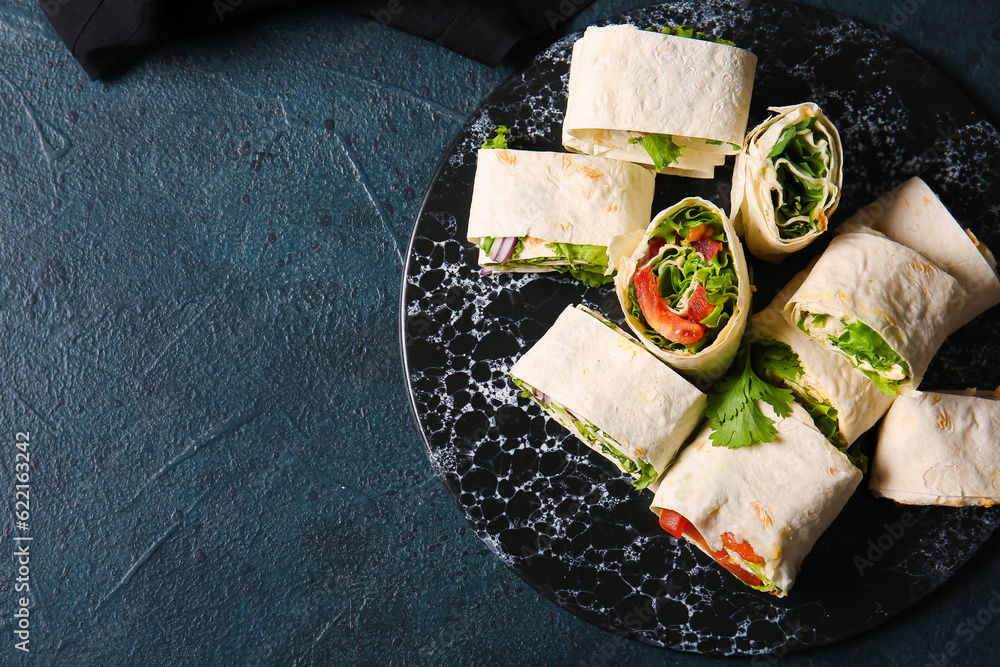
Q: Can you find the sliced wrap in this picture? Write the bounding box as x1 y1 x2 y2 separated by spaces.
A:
752 266 895 451
870 390 1000 506
467 148 655 286
782 230 965 397
509 305 707 490
731 103 843 262
838 176 1000 331
616 197 752 380
651 401 862 596
562 25 756 179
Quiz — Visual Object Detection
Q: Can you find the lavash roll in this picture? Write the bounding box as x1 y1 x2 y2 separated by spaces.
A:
651 401 862 596
752 267 895 447
509 305 707 487
782 230 965 397
870 390 1000 507
731 103 843 262
562 24 756 179
838 176 1000 331
467 148 655 272
616 197 752 381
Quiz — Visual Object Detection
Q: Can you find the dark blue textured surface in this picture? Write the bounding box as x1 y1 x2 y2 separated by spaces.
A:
1 0 999 664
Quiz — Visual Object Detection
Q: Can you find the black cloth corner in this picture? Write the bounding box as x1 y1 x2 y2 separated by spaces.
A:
38 0 594 80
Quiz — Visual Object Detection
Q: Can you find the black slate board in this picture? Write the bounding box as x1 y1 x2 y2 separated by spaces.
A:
400 0 1000 655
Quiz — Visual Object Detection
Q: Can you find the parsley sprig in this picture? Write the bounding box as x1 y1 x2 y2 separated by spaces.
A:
706 341 795 449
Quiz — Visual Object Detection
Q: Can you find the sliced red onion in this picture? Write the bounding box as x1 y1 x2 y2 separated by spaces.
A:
488 236 518 263
530 387 551 404
480 267 493 276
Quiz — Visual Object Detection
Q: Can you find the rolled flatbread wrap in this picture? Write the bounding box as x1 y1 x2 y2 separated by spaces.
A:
509 305 707 490
838 176 1000 330
467 148 655 286
562 25 756 179
616 197 752 380
731 103 843 262
782 230 965 397
651 401 862 596
870 390 1000 506
752 266 895 451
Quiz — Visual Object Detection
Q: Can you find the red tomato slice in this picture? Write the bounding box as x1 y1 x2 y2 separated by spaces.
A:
633 267 705 345
687 285 716 324
692 237 722 263
658 509 686 539
708 547 764 588
685 524 764 588
646 237 666 262
658 511 765 588
686 224 712 242
722 532 766 564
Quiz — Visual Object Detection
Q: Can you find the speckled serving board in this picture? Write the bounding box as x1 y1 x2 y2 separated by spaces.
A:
400 0 1000 655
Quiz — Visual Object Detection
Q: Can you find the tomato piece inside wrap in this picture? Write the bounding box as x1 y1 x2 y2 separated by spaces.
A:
658 509 767 590
625 203 740 354
633 267 706 345
687 285 716 323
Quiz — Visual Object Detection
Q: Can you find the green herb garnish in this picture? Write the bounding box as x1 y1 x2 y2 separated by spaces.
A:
706 341 795 449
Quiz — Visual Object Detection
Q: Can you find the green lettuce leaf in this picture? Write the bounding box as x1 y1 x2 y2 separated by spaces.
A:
649 203 728 245
826 318 909 396
843 442 869 474
544 242 608 266
484 242 611 286
628 133 686 171
482 126 509 149
624 205 738 353
598 443 659 490
803 400 841 445
513 377 657 489
543 243 612 287
767 124 798 159
553 263 612 287
754 340 870 469
755 340 804 382
757 341 832 423
738 558 783 594
768 117 833 239
651 24 736 46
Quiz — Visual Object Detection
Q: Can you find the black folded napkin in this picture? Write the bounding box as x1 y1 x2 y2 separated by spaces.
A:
38 0 594 80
